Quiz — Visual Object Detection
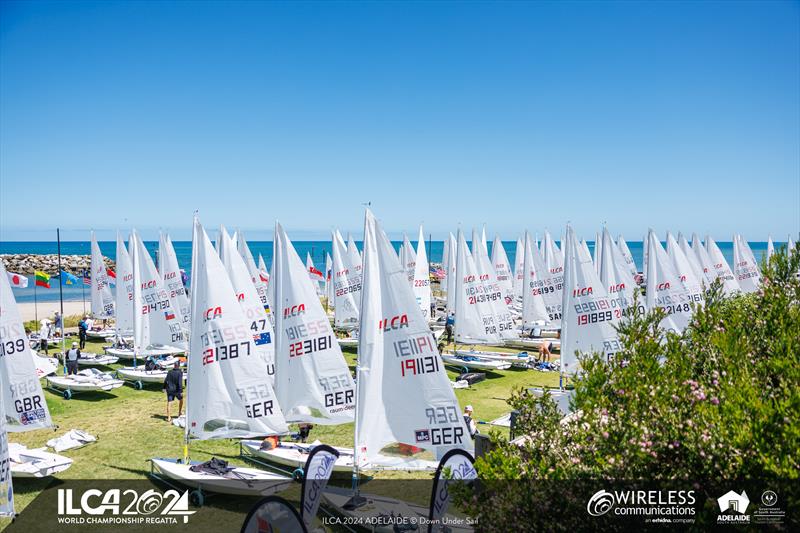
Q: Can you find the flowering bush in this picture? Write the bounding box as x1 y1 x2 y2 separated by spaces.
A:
455 245 799 530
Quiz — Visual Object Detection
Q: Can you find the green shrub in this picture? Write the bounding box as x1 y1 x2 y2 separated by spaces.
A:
455 245 799 530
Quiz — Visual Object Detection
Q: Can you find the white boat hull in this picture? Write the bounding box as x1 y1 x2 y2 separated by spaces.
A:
76 353 119 366
454 349 531 366
117 367 184 384
86 328 116 339
105 346 183 359
9 444 73 478
441 354 511 371
241 441 438 472
46 374 125 392
150 458 292 497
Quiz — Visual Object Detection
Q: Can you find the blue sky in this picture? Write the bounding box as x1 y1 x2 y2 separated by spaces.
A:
1 0 798 242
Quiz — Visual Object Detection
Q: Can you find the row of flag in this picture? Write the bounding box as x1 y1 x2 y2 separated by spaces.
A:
5 268 117 289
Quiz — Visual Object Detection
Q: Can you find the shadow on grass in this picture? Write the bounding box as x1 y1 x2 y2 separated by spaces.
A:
8 477 60 494
102 462 152 477
43 389 123 402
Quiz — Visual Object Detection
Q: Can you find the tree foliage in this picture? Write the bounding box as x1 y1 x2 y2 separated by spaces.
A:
456 245 799 530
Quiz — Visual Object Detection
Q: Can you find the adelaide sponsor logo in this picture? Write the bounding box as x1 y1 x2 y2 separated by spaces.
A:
717 490 750 524
57 488 195 526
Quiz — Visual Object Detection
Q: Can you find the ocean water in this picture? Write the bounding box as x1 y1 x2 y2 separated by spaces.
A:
0 239 782 303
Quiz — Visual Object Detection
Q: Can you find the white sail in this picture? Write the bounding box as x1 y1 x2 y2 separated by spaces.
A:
187 219 288 440
560 225 624 374
543 230 564 273
645 230 703 333
0 402 12 517
581 239 592 262
704 236 740 295
346 234 362 267
733 235 761 293
356 210 471 467
617 234 638 276
598 227 638 314
257 254 270 286
491 236 514 305
676 233 709 287
689 233 719 286
90 231 115 319
666 233 705 306
237 232 272 318
766 237 775 259
399 234 416 283
441 237 451 298
512 236 525 302
789 236 796 256
131 230 185 351
453 230 501 344
306 252 324 297
521 232 549 327
114 233 134 335
331 230 360 329
445 233 457 313
324 252 333 304
593 232 602 273
159 232 191 337
412 226 432 320
470 229 516 340
525 231 563 325
0 260 52 432
219 227 277 386
273 223 356 424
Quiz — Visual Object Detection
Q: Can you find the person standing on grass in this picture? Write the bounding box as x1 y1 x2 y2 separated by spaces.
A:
463 405 478 439
78 316 88 349
445 312 455 343
53 311 62 330
39 320 50 354
65 341 81 375
163 362 183 422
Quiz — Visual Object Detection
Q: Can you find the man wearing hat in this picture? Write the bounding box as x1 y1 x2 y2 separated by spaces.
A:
65 341 81 375
463 405 478 439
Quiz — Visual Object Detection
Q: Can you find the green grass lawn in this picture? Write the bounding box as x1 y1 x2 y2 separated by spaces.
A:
2 336 561 531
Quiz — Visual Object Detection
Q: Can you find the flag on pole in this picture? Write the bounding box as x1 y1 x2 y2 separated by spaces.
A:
59 270 80 286
34 271 51 288
7 272 29 288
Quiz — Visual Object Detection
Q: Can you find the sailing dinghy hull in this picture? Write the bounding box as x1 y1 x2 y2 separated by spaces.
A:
117 367 184 384
441 354 511 371
46 374 125 393
150 458 292 497
240 441 438 473
76 353 119 366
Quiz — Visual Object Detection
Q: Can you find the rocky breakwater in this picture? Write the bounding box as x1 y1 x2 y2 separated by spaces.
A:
0 254 116 275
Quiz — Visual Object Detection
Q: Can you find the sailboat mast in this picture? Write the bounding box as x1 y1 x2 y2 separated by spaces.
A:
350 213 371 499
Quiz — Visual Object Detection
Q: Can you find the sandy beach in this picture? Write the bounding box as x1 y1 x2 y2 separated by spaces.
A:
17 300 91 322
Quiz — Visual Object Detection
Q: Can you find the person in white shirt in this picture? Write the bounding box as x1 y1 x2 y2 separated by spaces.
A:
463 405 478 439
39 321 50 355
65 341 81 375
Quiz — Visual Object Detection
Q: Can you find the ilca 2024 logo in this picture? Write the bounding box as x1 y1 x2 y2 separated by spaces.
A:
57 488 195 526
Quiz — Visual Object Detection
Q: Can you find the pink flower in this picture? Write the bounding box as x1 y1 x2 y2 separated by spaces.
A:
710 397 719 405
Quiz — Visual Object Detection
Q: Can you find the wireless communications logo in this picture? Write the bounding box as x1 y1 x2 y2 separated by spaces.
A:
586 489 696 524
57 488 196 526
